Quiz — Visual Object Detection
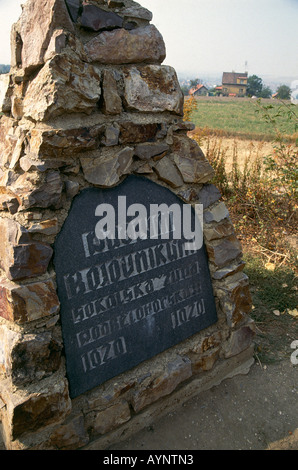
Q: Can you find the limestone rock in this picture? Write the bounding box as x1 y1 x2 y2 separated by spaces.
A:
65 180 80 200
44 29 67 62
203 218 235 242
0 194 19 214
119 121 159 144
0 277 59 324
189 348 219 374
0 116 26 169
123 65 184 115
11 0 74 72
214 273 253 327
91 400 131 436
102 70 123 115
0 242 53 282
9 171 63 210
28 219 59 236
19 157 74 173
211 261 245 281
224 322 256 358
135 163 154 174
0 218 53 281
26 124 105 158
49 415 89 450
0 217 30 246
0 326 62 385
84 25 166 64
0 373 71 441
23 54 101 121
0 74 11 113
131 356 192 413
206 235 242 269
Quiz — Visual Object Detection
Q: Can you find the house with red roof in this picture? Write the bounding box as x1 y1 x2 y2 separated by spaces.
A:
189 84 208 96
222 72 248 97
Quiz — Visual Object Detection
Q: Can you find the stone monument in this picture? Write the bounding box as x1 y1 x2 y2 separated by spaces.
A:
0 0 255 450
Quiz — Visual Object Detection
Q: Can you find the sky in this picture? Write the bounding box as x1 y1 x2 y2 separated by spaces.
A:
0 0 297 83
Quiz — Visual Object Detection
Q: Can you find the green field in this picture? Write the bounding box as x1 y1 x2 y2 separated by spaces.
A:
189 97 297 140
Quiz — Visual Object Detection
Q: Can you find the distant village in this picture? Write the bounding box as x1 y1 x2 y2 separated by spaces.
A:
179 71 294 101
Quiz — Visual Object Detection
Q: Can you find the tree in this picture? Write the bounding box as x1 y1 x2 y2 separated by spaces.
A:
180 85 190 96
189 78 201 88
247 75 263 97
276 85 291 100
260 86 272 99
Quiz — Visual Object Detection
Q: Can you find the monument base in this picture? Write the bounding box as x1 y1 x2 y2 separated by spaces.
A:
0 0 255 451
85 347 255 451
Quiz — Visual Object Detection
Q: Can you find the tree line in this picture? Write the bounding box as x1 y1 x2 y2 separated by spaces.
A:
247 75 291 100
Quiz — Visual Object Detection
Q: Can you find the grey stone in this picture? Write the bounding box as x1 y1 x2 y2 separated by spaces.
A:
9 331 62 385
28 219 59 236
206 235 243 269
80 5 123 31
204 202 229 223
134 143 169 160
119 122 159 144
102 70 123 115
23 54 101 121
224 323 256 358
131 356 192 413
121 5 153 21
85 25 166 64
50 415 89 450
11 171 64 210
174 154 215 184
81 147 133 186
92 400 131 436
198 184 222 209
12 0 74 72
102 125 120 147
123 65 183 115
154 158 183 188
65 0 81 22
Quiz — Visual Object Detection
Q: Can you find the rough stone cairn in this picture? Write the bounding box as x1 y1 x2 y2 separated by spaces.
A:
0 0 255 450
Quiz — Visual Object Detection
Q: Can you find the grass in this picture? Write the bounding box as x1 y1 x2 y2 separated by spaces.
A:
244 253 298 364
188 96 297 141
186 96 298 364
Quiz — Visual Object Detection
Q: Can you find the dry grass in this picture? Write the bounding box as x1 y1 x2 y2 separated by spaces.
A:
190 129 298 272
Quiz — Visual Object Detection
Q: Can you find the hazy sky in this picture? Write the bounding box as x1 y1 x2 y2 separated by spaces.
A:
0 0 297 81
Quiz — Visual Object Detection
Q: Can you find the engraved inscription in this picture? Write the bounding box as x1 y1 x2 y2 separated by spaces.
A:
54 176 218 398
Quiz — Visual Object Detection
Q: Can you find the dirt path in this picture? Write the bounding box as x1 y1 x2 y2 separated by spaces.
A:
108 359 297 451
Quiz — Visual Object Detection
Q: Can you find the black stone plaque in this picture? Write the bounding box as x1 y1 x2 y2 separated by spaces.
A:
54 176 217 398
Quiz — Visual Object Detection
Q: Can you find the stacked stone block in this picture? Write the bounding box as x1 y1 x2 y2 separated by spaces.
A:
0 0 255 450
